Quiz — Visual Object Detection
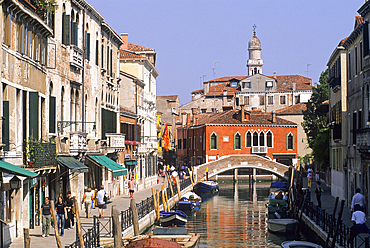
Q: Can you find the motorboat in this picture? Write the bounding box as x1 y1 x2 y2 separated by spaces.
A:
281 241 322 248
159 210 188 227
177 199 194 211
193 181 219 194
177 192 202 211
267 219 299 233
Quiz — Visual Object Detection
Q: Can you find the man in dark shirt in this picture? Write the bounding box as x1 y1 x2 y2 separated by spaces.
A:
65 191 74 229
39 197 51 237
55 196 67 236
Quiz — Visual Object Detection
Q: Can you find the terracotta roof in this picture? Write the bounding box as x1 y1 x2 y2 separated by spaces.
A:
157 95 179 101
196 109 297 126
271 75 312 91
128 42 155 52
205 82 240 97
205 76 247 83
192 88 204 94
275 102 307 115
355 16 364 28
120 50 146 60
120 106 135 114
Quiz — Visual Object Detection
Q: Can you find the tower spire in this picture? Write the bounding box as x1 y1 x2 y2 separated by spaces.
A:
252 24 257 37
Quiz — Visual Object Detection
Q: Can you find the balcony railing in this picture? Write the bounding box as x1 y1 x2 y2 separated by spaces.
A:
69 132 87 153
70 45 83 69
23 141 57 168
105 133 125 152
251 146 267 154
328 76 340 89
356 128 370 150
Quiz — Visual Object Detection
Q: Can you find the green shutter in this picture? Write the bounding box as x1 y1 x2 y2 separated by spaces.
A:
72 22 78 46
209 134 211 150
286 134 288 150
216 134 218 150
29 92 39 140
240 135 242 150
62 13 70 45
3 101 9 151
292 134 295 150
49 96 56 133
233 134 236 150
85 32 90 60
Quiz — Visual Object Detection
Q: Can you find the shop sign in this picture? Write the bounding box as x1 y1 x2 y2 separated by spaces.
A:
30 177 38 188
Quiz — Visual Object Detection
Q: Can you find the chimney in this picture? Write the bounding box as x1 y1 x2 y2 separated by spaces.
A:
120 33 128 50
245 112 250 121
191 108 197 125
196 118 199 125
272 111 276 123
292 82 296 91
273 72 277 80
186 114 191 128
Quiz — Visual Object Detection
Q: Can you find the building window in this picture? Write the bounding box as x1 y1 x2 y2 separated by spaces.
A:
267 131 273 148
259 95 265 105
201 109 206 113
243 82 251 88
183 139 187 149
244 96 250 105
295 95 300 104
259 132 265 146
280 95 286 105
234 133 241 150
253 131 258 146
286 133 294 150
236 97 239 106
268 96 274 105
353 112 357 145
246 132 251 147
364 21 369 57
178 139 182 149
355 46 358 75
231 81 238 87
348 53 352 80
210 133 218 150
4 11 11 46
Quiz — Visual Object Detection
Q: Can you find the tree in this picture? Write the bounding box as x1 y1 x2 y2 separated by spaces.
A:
302 69 329 168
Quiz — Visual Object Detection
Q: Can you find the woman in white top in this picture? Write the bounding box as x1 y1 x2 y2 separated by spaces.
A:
82 188 93 218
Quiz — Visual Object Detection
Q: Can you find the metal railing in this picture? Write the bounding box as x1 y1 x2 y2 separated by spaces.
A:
301 190 369 248
67 177 192 247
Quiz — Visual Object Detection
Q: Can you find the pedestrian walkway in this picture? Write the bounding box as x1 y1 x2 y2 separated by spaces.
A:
8 182 165 248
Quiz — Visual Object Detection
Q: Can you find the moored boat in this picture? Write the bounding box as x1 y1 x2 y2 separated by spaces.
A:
193 181 219 194
159 210 188 227
177 199 194 211
281 241 322 248
123 233 200 248
267 219 299 233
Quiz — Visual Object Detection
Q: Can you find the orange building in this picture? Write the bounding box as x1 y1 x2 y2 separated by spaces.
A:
177 107 298 166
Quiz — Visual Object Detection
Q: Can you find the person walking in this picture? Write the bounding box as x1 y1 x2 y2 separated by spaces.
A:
307 166 313 188
97 185 107 218
64 191 74 229
315 169 320 182
55 196 67 236
39 197 51 237
128 177 137 198
82 188 93 218
348 204 370 242
315 181 323 208
351 188 366 214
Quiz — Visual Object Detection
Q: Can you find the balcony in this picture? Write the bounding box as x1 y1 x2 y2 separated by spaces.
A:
328 76 340 92
356 128 370 154
69 132 87 154
23 141 56 168
70 45 83 69
105 133 125 153
251 146 267 154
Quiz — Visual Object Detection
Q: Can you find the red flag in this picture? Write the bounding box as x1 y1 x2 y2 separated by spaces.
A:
163 124 169 151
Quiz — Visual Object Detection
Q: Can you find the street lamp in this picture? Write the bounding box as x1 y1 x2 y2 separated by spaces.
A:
10 176 21 189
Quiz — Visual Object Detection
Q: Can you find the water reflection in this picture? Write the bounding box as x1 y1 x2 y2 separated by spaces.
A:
186 181 305 247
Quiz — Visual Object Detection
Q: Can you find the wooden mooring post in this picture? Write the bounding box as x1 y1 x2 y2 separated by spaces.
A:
73 196 84 248
324 197 339 248
330 199 345 248
23 228 30 248
152 188 159 222
112 205 121 248
50 200 62 248
130 198 140 236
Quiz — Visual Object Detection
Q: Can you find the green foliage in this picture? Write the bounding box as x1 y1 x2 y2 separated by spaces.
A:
24 136 41 163
302 69 330 166
31 0 58 14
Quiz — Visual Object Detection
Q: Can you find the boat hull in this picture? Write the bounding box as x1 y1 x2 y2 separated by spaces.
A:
281 241 322 248
267 219 299 233
159 210 188 227
194 181 219 194
177 200 194 211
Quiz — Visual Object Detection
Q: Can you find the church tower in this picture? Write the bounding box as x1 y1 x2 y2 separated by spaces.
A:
247 25 263 76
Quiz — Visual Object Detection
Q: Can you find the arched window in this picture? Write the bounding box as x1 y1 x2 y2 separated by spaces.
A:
49 82 56 133
234 133 241 150
287 133 294 150
246 131 251 147
253 131 258 146
259 132 265 146
267 131 273 148
210 133 218 150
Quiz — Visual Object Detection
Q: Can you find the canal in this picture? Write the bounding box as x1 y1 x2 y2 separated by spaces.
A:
186 181 311 247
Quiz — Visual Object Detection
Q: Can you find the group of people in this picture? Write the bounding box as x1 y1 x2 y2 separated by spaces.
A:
158 164 187 184
306 166 324 208
39 191 75 237
349 188 369 242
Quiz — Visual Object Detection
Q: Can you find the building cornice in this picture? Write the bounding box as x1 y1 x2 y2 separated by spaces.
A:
188 123 298 129
71 0 104 22
343 24 362 49
358 1 370 17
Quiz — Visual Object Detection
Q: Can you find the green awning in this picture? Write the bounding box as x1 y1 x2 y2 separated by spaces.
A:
57 157 89 173
87 155 127 177
125 160 137 166
0 160 38 177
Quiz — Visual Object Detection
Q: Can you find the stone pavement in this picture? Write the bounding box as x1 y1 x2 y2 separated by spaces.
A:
303 178 370 234
8 182 165 248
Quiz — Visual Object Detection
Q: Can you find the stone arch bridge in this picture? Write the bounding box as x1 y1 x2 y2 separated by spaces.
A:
194 155 291 183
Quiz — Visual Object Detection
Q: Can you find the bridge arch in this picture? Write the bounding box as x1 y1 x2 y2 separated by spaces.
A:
194 155 290 183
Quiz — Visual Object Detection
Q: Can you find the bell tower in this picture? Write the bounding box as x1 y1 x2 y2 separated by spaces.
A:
247 25 263 76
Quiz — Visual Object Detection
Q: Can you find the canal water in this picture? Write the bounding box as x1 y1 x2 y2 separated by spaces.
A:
185 181 310 247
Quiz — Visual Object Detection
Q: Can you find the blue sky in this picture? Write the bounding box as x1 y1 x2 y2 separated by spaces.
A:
89 0 364 104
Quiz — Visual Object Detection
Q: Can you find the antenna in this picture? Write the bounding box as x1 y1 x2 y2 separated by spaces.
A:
305 64 312 77
212 61 218 79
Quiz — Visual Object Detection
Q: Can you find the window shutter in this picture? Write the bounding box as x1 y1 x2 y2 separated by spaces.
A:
216 134 219 150
72 22 78 46
286 134 288 150
209 134 211 150
95 40 99 66
292 134 295 150
240 135 242 150
101 45 104 68
3 101 9 151
363 21 369 57
233 134 236 150
110 48 113 77
49 96 56 133
29 92 39 140
62 13 70 45
85 31 90 60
